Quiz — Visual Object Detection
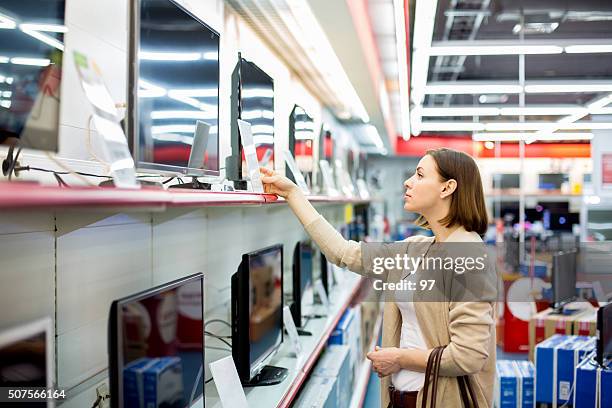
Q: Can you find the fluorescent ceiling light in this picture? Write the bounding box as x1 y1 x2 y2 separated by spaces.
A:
0 56 8 63
138 79 167 98
253 135 274 145
5 77 13 84
19 23 67 33
419 122 485 131
202 51 218 60
586 93 612 109
241 89 274 98
10 57 50 66
525 84 612 93
365 125 384 149
19 25 64 51
241 109 274 120
427 45 563 56
150 110 216 120
500 106 588 116
165 88 217 98
140 51 201 61
484 122 548 131
418 106 500 116
424 83 523 94
2 91 12 98
565 45 612 54
0 14 17 30
0 100 11 108
473 132 593 142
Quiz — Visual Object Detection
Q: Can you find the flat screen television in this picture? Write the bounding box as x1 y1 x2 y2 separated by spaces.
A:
288 105 315 180
227 54 274 187
0 0 65 152
551 250 577 312
596 303 611 367
231 244 287 386
492 173 520 189
290 241 313 329
0 317 54 408
127 0 220 176
109 273 204 408
538 173 568 190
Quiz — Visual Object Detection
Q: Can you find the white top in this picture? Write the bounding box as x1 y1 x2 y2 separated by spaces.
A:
391 291 428 391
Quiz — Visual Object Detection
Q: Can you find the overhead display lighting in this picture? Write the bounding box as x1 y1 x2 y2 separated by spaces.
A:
564 45 612 53
473 132 593 142
427 45 563 56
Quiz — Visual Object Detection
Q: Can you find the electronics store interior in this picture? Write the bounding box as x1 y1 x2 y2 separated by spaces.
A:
0 0 610 408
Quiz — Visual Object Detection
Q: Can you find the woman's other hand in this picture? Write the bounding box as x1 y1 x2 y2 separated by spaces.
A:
259 167 301 200
367 346 401 377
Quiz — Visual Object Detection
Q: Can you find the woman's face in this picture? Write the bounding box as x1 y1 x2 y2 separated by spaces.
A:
403 154 445 213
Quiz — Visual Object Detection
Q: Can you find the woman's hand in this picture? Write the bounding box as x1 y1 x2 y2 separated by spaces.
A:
259 167 301 200
367 346 402 377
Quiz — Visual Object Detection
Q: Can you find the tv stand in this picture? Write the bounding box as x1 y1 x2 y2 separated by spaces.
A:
242 365 288 387
169 177 212 190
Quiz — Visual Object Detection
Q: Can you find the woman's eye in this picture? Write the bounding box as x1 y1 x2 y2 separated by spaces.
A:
417 173 423 179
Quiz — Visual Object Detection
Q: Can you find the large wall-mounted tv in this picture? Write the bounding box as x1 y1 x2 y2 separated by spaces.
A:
0 0 65 152
127 0 220 176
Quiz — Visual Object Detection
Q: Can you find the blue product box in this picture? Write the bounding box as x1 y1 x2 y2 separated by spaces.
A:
535 334 595 405
514 361 535 408
495 360 536 408
314 345 351 408
329 308 354 346
142 356 184 408
556 336 596 405
519 262 547 279
496 360 518 408
295 375 338 408
123 357 159 408
574 354 612 408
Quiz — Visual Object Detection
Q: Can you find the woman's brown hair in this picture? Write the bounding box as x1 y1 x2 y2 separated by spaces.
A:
416 148 488 235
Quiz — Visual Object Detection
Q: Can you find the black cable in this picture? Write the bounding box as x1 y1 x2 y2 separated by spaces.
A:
204 319 231 329
204 330 231 339
53 173 69 187
205 377 214 384
205 332 232 349
205 345 232 353
162 177 175 185
14 165 112 179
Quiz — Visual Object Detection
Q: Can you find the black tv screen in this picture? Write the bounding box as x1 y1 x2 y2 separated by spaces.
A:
552 251 577 309
538 173 568 190
128 0 220 176
239 57 274 173
0 0 65 152
492 173 520 189
289 105 315 173
0 318 52 408
597 303 611 366
290 242 313 328
232 245 283 382
109 274 204 408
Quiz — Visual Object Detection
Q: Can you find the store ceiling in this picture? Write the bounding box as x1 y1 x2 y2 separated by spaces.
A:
410 0 612 141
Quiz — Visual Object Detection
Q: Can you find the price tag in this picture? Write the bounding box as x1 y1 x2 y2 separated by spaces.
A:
209 356 248 408
283 150 310 194
283 306 302 357
237 119 264 193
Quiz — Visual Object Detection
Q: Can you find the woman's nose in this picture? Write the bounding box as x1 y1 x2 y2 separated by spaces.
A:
404 178 411 188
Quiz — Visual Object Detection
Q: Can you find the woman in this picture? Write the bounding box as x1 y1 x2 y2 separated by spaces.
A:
260 148 496 408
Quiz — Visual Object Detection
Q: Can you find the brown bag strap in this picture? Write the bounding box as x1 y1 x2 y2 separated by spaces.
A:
458 376 480 408
421 347 480 408
421 346 445 408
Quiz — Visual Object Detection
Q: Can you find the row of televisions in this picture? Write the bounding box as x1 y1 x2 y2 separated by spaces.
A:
0 0 328 187
0 241 335 407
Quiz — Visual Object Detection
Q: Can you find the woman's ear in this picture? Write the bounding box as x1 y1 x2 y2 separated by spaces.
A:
440 179 457 198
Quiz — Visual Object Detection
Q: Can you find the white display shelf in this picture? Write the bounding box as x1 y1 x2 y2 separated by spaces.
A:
349 308 384 408
196 273 363 408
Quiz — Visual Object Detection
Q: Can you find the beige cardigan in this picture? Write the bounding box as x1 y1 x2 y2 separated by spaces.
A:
302 214 496 408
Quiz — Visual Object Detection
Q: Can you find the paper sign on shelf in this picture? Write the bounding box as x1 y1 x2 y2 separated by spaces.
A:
73 51 138 189
237 119 264 193
283 306 303 357
283 150 310 194
209 356 248 408
319 160 339 196
314 280 330 311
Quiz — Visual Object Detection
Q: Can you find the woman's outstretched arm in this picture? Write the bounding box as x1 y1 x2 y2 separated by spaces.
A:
259 168 364 274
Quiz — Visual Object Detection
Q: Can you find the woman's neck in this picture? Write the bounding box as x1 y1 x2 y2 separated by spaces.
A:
425 216 460 243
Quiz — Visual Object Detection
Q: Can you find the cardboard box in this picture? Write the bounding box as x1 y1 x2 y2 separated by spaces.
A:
495 360 535 408
535 335 595 405
328 308 360 384
123 357 159 407
314 345 351 408
142 357 184 408
574 353 612 408
294 375 337 408
529 307 597 360
573 309 598 336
